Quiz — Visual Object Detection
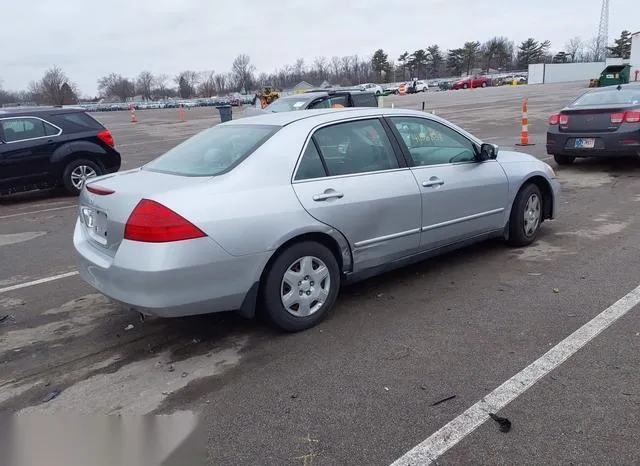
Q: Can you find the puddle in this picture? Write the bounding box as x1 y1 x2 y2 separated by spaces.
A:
17 337 247 415
0 294 119 355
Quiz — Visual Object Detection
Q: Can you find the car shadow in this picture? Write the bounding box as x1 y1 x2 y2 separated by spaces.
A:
0 187 74 206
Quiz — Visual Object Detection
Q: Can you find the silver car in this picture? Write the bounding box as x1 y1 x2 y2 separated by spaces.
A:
74 108 560 332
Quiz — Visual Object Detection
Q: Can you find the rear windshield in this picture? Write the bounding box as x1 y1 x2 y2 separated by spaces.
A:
570 88 640 107
143 124 279 176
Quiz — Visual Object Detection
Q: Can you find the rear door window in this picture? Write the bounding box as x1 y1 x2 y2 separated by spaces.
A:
312 119 399 176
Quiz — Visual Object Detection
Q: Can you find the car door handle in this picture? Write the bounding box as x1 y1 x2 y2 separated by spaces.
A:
422 179 445 187
313 190 344 201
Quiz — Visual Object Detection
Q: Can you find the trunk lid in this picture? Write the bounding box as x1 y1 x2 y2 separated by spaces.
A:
79 168 209 255
560 105 631 133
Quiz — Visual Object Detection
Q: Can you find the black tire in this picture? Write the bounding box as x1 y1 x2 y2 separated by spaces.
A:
62 159 103 196
263 241 340 332
463 84 468 89
508 183 543 247
482 82 487 88
553 154 575 165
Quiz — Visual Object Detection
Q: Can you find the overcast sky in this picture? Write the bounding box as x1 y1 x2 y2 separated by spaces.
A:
1 0 637 95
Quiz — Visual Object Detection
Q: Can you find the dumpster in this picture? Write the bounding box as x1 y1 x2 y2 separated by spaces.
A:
217 105 232 123
598 64 631 87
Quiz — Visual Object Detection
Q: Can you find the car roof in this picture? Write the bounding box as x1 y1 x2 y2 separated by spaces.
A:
229 107 443 127
588 82 640 92
0 106 86 116
279 92 327 100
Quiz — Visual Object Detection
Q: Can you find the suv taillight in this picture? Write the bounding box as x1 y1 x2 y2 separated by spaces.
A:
97 129 115 148
124 199 206 243
549 114 559 125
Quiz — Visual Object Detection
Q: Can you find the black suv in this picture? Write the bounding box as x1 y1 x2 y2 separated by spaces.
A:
0 107 121 196
248 89 378 114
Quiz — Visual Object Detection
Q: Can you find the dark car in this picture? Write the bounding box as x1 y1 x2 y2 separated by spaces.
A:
547 83 640 165
0 107 121 195
267 90 378 111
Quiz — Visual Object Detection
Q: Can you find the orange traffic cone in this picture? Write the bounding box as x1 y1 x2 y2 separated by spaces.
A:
516 97 534 146
130 105 138 124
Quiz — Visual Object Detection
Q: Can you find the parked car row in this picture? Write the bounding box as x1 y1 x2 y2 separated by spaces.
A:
79 95 255 112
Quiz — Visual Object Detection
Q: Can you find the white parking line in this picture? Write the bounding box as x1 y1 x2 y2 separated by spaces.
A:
0 205 76 220
390 284 640 466
0 271 79 294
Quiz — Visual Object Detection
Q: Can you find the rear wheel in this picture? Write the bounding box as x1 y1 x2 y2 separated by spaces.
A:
482 82 487 88
508 183 543 247
553 154 575 165
62 159 103 195
263 241 340 332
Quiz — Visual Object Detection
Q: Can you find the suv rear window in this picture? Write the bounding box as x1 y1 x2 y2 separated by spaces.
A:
143 124 279 176
54 112 104 130
351 93 378 107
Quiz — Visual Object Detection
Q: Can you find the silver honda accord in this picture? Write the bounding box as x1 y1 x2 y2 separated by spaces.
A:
74 107 560 331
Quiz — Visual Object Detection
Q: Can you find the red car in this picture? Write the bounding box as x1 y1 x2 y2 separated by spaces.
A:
452 75 492 90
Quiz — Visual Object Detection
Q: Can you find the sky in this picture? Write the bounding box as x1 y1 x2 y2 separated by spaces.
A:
1 0 637 96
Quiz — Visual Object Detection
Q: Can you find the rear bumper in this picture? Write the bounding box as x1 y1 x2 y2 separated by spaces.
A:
73 219 270 318
546 127 640 157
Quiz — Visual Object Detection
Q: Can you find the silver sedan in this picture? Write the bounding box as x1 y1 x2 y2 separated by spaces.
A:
74 108 560 332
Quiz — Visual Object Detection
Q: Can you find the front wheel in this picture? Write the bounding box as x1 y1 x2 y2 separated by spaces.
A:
508 183 543 247
554 154 575 165
62 159 103 195
263 242 340 332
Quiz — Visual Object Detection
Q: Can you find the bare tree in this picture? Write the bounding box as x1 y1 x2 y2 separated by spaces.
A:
213 74 227 94
136 71 154 100
231 54 255 92
313 56 328 80
30 65 78 105
152 73 170 99
198 71 216 97
98 73 135 101
175 70 199 98
565 37 585 62
331 56 341 79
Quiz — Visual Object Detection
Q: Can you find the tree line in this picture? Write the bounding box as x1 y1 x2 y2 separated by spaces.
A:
1 31 633 106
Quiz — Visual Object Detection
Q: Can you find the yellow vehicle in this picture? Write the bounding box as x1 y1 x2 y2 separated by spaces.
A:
255 87 280 108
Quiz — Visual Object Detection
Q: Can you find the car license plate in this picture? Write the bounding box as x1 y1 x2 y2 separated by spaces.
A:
575 138 595 149
81 206 108 244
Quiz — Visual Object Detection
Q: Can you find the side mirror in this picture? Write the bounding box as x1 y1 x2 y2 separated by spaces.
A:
479 143 498 161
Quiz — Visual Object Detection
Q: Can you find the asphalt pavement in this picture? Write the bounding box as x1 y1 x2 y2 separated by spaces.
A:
1 82 639 466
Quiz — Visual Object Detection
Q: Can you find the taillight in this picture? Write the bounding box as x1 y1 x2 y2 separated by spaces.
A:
625 111 640 123
549 114 569 125
611 112 625 124
97 129 115 148
124 199 206 243
86 184 114 195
